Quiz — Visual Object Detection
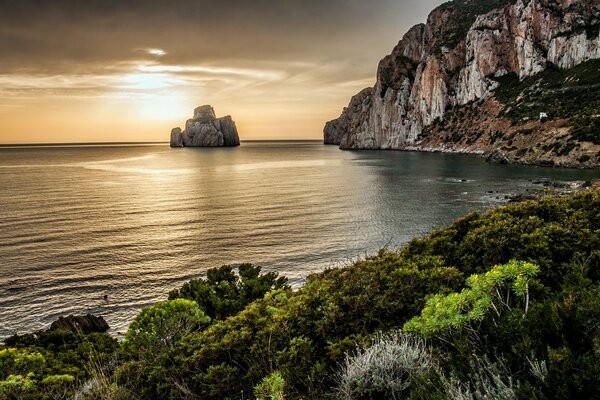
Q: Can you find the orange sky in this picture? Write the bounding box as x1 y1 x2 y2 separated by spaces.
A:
0 0 443 144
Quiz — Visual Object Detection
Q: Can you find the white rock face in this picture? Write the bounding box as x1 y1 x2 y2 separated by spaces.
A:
324 0 600 150
170 105 240 147
548 32 600 69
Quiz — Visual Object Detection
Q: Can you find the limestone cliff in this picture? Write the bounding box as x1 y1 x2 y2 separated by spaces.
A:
325 0 600 167
171 105 240 147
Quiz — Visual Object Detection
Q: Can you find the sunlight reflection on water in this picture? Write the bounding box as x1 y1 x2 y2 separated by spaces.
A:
1 142 599 338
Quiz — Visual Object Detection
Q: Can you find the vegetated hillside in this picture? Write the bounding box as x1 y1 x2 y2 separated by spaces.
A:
3 190 600 399
421 59 600 167
324 0 600 167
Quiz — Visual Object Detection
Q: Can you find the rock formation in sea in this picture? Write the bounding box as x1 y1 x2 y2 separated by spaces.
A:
325 0 600 167
170 105 240 147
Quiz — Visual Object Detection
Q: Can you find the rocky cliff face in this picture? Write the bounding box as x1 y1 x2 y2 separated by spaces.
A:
171 105 240 147
325 0 600 166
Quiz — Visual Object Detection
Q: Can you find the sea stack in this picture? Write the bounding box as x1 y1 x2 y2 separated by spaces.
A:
170 105 240 147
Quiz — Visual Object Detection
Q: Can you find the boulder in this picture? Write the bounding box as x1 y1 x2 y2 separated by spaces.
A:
49 314 110 334
170 105 240 147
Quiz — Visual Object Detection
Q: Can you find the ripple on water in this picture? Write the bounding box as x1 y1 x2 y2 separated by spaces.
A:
2 143 600 338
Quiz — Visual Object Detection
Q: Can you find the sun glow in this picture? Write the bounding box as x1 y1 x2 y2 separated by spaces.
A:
118 73 182 90
146 48 167 56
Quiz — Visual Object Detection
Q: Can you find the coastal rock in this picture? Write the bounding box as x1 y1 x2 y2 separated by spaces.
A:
170 105 240 147
49 314 109 334
324 88 373 146
324 0 600 166
193 105 217 122
170 127 183 147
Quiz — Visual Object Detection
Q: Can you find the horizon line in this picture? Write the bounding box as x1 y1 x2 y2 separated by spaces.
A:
0 139 324 148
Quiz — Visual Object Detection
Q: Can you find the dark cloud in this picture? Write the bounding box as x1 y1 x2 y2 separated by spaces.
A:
0 0 446 142
0 0 442 74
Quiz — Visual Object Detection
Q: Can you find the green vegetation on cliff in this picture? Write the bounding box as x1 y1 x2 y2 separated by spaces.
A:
3 190 600 399
493 59 600 144
433 0 514 52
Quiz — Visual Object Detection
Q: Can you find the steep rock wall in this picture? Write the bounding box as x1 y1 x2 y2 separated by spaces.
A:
325 0 600 155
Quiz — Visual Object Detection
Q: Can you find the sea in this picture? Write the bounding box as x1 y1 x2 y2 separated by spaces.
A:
1 141 599 338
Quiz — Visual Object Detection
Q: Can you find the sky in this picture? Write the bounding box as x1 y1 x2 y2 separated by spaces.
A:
0 0 443 143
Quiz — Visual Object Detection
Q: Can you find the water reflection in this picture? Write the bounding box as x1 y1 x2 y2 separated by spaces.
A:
1 142 599 338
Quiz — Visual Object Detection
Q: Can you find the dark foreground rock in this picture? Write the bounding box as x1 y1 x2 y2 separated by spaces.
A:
170 105 240 147
49 314 109 334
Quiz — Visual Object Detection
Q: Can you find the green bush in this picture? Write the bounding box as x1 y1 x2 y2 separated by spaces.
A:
124 299 210 353
168 263 289 321
6 191 600 399
404 260 539 337
254 371 286 400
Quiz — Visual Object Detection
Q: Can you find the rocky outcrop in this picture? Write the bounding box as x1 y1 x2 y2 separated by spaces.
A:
324 88 373 146
49 314 109 334
170 105 240 147
325 0 600 166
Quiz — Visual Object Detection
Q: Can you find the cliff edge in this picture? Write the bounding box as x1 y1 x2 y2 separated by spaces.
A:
325 0 600 167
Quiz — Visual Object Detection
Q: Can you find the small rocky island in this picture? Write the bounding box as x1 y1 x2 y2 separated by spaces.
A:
170 105 240 147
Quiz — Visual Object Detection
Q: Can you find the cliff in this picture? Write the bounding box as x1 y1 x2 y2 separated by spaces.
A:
325 0 600 167
171 105 240 147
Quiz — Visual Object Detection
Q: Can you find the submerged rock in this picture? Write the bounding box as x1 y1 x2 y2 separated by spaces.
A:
170 105 240 147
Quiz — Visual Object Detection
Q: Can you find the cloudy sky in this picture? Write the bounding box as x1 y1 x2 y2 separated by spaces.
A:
0 0 443 143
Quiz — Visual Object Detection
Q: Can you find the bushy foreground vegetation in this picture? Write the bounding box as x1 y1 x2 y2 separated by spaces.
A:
3 190 600 399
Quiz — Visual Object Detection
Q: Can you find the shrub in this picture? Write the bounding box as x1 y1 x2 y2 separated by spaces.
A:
444 356 517 400
168 264 289 321
0 373 36 399
124 299 210 352
254 371 286 400
337 331 435 400
404 261 540 338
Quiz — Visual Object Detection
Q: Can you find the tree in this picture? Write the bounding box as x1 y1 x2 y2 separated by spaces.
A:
124 299 210 352
168 264 289 321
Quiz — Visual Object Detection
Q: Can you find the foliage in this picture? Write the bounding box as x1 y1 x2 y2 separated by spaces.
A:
0 330 118 400
404 260 539 337
337 331 435 400
168 263 289 321
0 348 45 379
492 59 600 140
444 356 518 400
432 0 515 53
571 115 600 144
124 299 210 353
254 371 286 400
0 374 36 399
5 190 600 399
